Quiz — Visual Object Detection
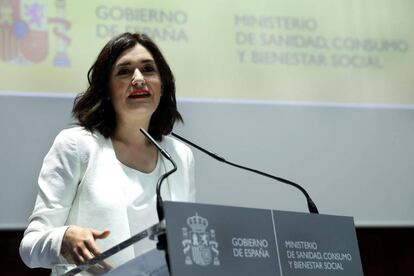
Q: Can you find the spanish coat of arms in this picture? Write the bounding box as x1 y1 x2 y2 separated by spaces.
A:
182 213 220 266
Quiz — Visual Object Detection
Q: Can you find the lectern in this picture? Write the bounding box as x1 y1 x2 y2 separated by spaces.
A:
57 201 364 276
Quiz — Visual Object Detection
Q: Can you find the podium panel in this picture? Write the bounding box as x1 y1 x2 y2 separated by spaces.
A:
164 201 363 276
62 201 363 275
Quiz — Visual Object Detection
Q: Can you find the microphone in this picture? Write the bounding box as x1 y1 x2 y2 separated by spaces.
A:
139 128 177 221
171 132 319 214
140 128 176 273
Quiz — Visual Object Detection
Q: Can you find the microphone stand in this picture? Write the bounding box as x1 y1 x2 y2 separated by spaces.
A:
155 158 177 222
153 166 175 273
171 132 319 214
139 128 177 273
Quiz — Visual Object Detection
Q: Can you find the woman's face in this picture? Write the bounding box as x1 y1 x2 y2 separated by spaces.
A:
109 43 162 123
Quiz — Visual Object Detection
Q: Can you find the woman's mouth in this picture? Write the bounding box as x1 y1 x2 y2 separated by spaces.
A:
128 89 150 99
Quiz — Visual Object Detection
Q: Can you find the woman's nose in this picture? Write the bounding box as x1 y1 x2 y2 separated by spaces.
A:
131 68 145 86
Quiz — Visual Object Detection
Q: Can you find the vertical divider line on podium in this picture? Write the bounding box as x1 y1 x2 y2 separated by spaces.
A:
271 210 284 276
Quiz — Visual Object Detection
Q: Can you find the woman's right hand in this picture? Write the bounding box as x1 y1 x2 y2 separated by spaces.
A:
61 225 111 265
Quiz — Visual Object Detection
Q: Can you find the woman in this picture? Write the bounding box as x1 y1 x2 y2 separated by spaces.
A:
20 32 195 269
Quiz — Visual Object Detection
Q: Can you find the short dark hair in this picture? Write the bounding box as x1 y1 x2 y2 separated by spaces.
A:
72 32 182 140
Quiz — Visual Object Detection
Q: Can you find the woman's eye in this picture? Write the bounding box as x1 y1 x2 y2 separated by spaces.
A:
117 68 131 75
142 65 156 73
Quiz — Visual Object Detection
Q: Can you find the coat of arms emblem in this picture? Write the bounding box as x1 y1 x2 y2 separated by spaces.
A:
182 213 220 266
0 0 71 66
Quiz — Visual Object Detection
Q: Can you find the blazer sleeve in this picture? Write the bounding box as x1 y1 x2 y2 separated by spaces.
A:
19 129 81 268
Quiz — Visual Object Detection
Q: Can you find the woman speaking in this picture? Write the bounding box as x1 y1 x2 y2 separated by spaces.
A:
19 32 195 270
